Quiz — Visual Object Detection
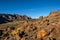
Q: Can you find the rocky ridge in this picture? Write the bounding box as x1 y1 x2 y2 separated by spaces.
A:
0 14 31 24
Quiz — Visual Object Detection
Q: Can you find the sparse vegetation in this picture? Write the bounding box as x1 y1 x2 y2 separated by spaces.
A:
0 11 60 40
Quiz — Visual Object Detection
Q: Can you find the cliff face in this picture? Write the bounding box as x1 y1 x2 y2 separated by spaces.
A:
0 11 60 40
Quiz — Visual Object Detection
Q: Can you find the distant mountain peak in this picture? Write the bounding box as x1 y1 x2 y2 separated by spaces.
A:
0 13 32 24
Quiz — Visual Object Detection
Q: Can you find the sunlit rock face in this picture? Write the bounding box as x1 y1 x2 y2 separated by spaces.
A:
0 10 60 40
49 12 56 16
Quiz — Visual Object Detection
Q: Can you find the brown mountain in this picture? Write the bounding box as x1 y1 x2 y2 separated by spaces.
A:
0 10 60 40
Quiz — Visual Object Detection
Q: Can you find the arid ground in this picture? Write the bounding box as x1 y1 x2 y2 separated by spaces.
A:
0 11 60 40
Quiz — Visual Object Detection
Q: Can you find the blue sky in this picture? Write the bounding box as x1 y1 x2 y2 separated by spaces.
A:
0 0 60 18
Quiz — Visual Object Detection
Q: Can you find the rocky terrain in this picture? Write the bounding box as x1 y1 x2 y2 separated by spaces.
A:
0 11 60 40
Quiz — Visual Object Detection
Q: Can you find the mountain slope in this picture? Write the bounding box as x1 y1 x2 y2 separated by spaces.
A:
0 11 60 40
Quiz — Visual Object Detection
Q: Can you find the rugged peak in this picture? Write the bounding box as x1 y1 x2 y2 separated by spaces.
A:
0 14 32 24
49 12 56 16
49 10 60 16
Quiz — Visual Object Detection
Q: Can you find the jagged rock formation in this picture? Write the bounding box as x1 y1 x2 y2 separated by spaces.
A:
0 14 31 24
0 10 60 40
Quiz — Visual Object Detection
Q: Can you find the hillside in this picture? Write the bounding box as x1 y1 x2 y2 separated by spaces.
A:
0 11 60 40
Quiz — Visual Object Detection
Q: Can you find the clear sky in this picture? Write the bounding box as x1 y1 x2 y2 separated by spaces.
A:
0 0 60 18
